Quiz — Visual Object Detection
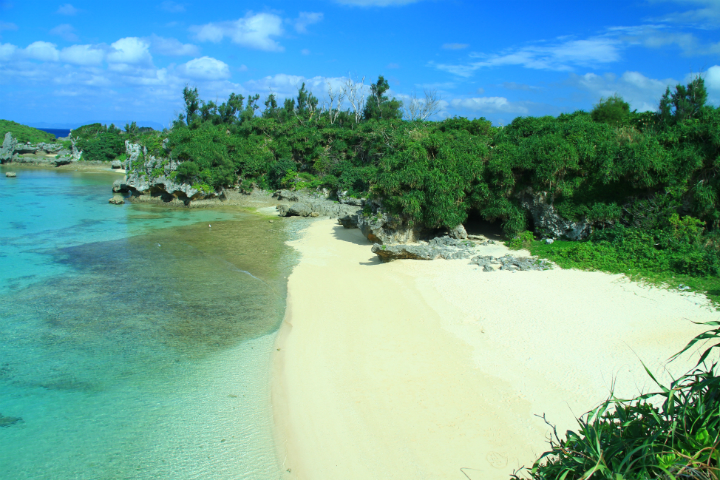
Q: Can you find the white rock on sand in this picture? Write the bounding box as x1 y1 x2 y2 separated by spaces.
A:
273 219 717 480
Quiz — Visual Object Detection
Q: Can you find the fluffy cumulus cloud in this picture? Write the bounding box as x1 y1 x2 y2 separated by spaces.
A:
567 70 678 111
701 65 720 103
25 41 60 62
293 12 323 33
148 35 199 56
59 44 104 65
450 97 529 114
107 37 153 65
0 42 17 60
177 56 230 80
191 12 285 52
50 24 79 42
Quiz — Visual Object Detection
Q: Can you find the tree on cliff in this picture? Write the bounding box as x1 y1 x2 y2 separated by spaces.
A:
363 75 403 121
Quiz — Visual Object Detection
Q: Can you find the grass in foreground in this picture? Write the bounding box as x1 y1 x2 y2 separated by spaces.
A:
513 322 720 480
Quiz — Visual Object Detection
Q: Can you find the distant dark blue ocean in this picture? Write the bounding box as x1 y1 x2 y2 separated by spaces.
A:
36 128 71 139
0 166 293 479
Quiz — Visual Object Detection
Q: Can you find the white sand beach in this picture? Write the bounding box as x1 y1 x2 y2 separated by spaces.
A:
272 219 719 480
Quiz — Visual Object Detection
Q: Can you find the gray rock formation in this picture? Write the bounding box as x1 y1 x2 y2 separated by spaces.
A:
358 211 423 244
71 140 82 162
108 195 125 205
448 224 468 239
371 236 480 262
120 141 205 202
111 160 122 169
0 132 17 163
5 172 16 177
519 190 591 240
471 254 552 272
337 190 364 206
273 189 362 219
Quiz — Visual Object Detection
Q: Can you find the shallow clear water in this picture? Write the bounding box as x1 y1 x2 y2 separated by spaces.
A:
0 167 295 479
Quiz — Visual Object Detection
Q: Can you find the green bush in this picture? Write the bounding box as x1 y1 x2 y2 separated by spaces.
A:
517 322 720 480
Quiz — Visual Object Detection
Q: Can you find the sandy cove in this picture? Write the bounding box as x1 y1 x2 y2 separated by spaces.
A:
272 218 719 480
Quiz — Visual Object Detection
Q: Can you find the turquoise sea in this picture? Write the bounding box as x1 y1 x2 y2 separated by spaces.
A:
0 166 296 479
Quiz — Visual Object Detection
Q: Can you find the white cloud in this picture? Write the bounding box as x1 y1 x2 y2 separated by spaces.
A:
442 43 468 50
702 65 720 103
301 48 311 55
107 37 152 65
0 42 17 60
56 4 79 15
148 35 199 56
293 12 323 33
435 37 621 77
567 70 678 112
177 56 230 80
49 24 78 42
25 41 60 62
60 44 104 65
244 73 350 99
191 12 284 52
159 1 185 13
450 97 529 114
334 0 423 6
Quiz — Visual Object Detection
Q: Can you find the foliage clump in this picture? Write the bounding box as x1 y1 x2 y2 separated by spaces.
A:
591 94 630 125
515 322 720 480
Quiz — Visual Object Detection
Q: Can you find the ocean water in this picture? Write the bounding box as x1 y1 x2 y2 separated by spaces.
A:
0 167 296 479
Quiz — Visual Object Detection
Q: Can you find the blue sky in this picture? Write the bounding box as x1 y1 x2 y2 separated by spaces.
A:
1 0 719 128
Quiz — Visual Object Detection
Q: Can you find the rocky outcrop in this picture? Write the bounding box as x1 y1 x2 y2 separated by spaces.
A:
519 190 591 240
471 254 552 272
337 190 364 206
0 132 73 165
108 195 125 205
117 141 207 203
273 189 362 219
111 160 122 169
5 172 16 177
371 236 484 262
0 132 18 163
448 224 468 239
358 211 424 244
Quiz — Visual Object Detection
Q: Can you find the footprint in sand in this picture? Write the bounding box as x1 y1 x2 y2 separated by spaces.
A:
486 451 508 469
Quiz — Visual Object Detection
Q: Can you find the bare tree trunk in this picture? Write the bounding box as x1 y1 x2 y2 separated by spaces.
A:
343 75 366 124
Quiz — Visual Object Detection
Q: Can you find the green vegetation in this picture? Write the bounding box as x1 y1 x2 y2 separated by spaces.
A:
70 122 163 162
66 73 720 304
0 119 57 143
515 322 720 480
